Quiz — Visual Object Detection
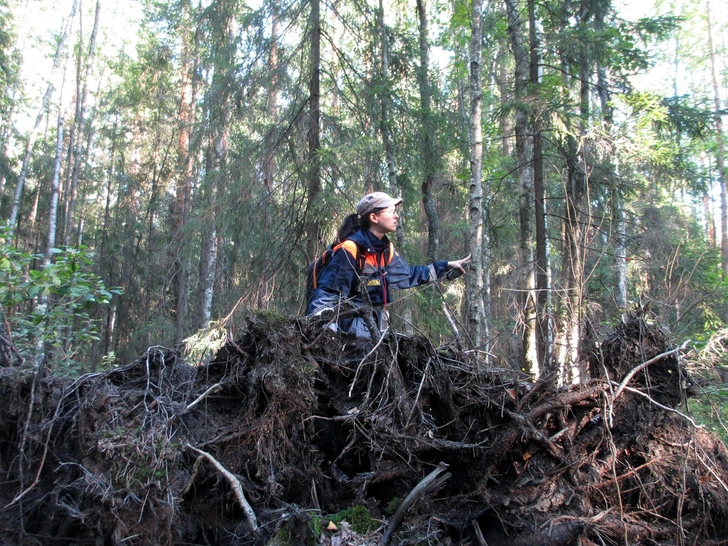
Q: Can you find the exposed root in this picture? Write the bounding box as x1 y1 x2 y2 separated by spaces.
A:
0 310 725 545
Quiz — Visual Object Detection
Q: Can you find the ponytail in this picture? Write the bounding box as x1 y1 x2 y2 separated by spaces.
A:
335 213 362 243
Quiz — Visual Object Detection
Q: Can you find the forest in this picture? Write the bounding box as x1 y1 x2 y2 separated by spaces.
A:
1 0 728 543
0 0 725 377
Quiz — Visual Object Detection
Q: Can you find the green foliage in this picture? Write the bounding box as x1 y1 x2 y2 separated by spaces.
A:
307 504 376 542
688 388 728 446
385 496 401 515
0 229 121 373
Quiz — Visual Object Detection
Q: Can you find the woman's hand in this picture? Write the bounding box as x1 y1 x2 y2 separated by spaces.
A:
447 253 472 275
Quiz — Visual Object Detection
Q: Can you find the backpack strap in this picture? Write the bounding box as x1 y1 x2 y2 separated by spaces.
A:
336 239 395 272
337 240 366 271
385 242 394 265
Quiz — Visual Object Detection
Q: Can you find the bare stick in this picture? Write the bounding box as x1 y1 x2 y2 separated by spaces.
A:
185 382 223 412
612 340 690 402
381 462 451 545
441 302 462 352
611 382 703 428
186 444 258 532
348 326 389 398
405 357 432 428
472 519 487 546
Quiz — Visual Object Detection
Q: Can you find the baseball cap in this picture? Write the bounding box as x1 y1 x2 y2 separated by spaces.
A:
356 192 403 218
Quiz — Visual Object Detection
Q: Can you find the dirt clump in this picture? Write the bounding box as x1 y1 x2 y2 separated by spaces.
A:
0 310 727 545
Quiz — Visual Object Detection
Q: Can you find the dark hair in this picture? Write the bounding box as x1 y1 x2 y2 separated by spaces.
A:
335 209 381 244
335 213 361 243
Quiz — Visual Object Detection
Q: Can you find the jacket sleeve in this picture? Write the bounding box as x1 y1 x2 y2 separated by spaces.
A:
305 244 360 315
385 252 450 290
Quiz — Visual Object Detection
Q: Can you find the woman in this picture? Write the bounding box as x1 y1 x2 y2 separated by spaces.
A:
306 191 471 338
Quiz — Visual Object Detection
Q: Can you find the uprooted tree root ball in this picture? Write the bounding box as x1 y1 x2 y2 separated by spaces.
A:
1 310 728 545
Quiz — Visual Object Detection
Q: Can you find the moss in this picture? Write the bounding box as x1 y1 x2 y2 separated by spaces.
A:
306 515 322 545
268 526 292 546
385 496 401 516
348 504 374 534
312 505 376 537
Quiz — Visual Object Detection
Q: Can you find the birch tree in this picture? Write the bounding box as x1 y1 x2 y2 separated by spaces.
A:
8 3 76 231
467 0 487 350
63 0 100 247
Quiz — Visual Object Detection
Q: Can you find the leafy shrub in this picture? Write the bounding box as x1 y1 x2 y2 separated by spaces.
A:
0 229 121 374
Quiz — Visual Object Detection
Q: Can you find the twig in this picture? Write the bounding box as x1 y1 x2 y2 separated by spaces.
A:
612 340 690 402
472 519 487 546
405 357 432 428
381 462 451 545
185 444 258 532
185 382 224 412
441 302 462 352
610 382 703 428
182 456 204 496
348 327 389 398
696 451 728 495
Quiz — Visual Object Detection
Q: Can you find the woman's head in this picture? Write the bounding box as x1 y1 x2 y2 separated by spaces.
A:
356 192 402 219
357 192 402 238
336 192 403 242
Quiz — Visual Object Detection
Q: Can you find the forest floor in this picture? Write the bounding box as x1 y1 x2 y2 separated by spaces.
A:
1 309 728 545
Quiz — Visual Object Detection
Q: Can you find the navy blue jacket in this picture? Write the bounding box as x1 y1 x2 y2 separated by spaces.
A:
306 228 450 317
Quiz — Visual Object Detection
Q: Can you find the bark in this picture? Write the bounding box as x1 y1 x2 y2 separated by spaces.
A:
45 114 64 265
598 70 627 310
8 4 75 231
196 3 233 331
505 0 538 377
262 0 280 201
416 0 440 261
377 0 403 248
306 0 321 261
558 33 589 385
529 0 550 370
172 7 199 346
467 0 486 350
706 0 728 275
378 0 412 333
63 0 100 247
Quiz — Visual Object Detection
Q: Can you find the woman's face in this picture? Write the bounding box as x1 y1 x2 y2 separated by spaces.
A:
369 206 399 235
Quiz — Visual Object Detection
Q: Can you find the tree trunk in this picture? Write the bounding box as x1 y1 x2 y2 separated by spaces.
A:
505 0 538 377
262 0 280 203
416 0 439 261
8 4 75 231
172 7 198 346
706 0 728 275
558 44 589 385
46 113 65 264
306 0 322 261
528 0 551 371
64 0 100 246
197 3 232 331
467 0 486 351
378 0 404 247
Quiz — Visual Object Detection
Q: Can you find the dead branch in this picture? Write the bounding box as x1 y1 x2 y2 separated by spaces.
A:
185 444 258 533
612 340 690 402
381 462 451 545
185 382 224 412
612 383 702 428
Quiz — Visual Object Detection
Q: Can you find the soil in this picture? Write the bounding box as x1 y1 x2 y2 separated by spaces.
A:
0 309 727 545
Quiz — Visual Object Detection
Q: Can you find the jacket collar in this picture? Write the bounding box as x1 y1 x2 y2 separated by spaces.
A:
347 228 390 253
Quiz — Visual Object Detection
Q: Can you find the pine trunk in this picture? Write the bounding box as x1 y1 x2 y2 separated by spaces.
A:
416 0 439 261
306 0 322 261
63 0 100 246
505 0 538 377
